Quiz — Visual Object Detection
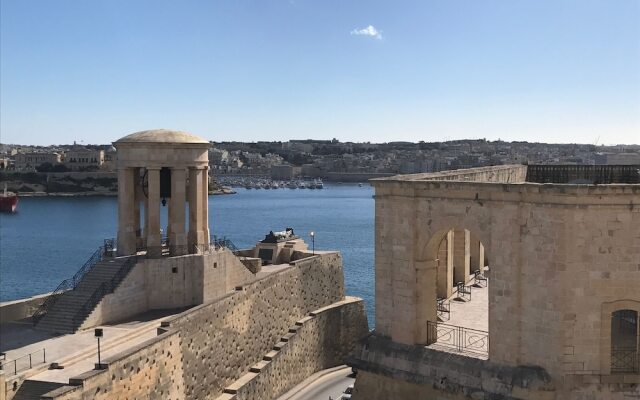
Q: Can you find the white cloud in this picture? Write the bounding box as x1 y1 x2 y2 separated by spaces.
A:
350 25 382 40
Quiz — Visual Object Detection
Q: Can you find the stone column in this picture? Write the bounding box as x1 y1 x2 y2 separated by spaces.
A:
169 167 187 255
479 242 486 269
146 167 161 258
470 235 481 273
437 230 454 299
201 166 210 249
117 167 136 256
134 168 143 249
143 187 149 246
415 259 438 345
188 167 206 253
453 229 470 285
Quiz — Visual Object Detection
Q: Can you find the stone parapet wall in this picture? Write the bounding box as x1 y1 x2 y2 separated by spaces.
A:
38 252 348 400
217 297 368 400
167 252 345 399
349 334 556 400
0 292 51 324
372 164 527 183
42 329 183 400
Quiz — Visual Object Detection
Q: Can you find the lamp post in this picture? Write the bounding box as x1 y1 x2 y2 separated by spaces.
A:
310 231 315 255
95 328 104 369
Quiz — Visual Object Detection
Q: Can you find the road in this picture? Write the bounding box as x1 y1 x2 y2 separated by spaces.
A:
277 366 355 400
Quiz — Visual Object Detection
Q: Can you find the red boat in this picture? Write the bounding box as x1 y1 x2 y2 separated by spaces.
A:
0 185 18 213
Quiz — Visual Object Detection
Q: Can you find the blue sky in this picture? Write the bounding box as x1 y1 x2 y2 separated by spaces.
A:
1 0 639 145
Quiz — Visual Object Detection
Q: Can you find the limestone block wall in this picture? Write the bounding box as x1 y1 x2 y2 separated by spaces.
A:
372 177 640 388
43 330 184 400
81 248 255 329
166 252 345 399
217 297 368 400
42 252 346 400
350 334 555 400
559 204 640 376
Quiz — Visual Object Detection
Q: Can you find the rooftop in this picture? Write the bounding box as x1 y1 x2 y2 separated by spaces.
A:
114 129 209 145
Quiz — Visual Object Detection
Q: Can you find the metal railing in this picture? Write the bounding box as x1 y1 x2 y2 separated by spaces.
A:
71 256 138 329
0 349 46 375
611 347 639 374
105 235 244 258
427 321 489 357
32 246 104 325
211 236 238 251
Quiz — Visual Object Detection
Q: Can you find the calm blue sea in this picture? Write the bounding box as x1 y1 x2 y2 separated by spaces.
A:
0 184 375 326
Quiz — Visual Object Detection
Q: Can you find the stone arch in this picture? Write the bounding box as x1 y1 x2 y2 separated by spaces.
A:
413 212 493 345
600 300 640 374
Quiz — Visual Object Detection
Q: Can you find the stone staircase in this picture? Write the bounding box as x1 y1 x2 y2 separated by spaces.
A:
12 380 64 400
35 257 135 334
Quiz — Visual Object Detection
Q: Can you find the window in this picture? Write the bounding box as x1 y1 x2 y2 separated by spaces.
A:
611 310 639 373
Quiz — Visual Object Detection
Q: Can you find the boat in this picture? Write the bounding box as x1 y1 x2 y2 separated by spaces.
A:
358 183 363 187
287 181 297 189
0 185 18 213
314 179 324 189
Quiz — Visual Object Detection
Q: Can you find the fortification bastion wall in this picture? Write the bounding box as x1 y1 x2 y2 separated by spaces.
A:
38 251 366 400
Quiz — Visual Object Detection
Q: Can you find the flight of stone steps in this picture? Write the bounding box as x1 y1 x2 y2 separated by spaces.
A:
35 257 135 334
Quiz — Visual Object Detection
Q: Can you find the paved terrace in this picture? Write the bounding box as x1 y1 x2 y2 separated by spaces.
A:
427 278 489 359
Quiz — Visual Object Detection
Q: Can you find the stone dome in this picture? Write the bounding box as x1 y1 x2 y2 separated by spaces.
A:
115 129 208 144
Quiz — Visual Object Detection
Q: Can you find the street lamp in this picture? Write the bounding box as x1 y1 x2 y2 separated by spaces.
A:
309 231 315 255
95 328 105 369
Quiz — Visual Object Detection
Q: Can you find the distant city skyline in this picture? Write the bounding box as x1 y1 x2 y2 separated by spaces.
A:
1 0 639 146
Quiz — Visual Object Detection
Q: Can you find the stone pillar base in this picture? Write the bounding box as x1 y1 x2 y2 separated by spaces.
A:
188 230 207 254
170 233 188 256
147 234 162 258
117 231 137 256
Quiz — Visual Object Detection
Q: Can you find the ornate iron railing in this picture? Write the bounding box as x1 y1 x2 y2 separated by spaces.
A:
71 256 138 330
611 347 639 373
0 348 46 375
427 321 488 357
32 247 104 325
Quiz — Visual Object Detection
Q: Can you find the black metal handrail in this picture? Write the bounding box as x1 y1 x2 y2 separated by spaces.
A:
71 256 138 330
32 246 104 325
427 321 488 357
0 348 46 375
611 347 639 374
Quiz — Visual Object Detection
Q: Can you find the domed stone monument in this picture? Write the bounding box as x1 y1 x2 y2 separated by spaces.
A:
113 129 210 257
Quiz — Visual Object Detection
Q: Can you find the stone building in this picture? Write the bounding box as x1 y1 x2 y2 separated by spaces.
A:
14 151 62 170
64 146 105 171
350 164 640 400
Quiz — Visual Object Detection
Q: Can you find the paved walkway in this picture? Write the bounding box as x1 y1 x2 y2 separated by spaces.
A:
0 309 182 381
445 278 488 332
427 278 489 359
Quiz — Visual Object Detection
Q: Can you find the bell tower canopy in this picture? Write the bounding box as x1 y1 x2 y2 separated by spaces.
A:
114 129 210 257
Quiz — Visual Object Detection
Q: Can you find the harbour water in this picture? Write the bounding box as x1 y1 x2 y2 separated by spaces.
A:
0 184 375 325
